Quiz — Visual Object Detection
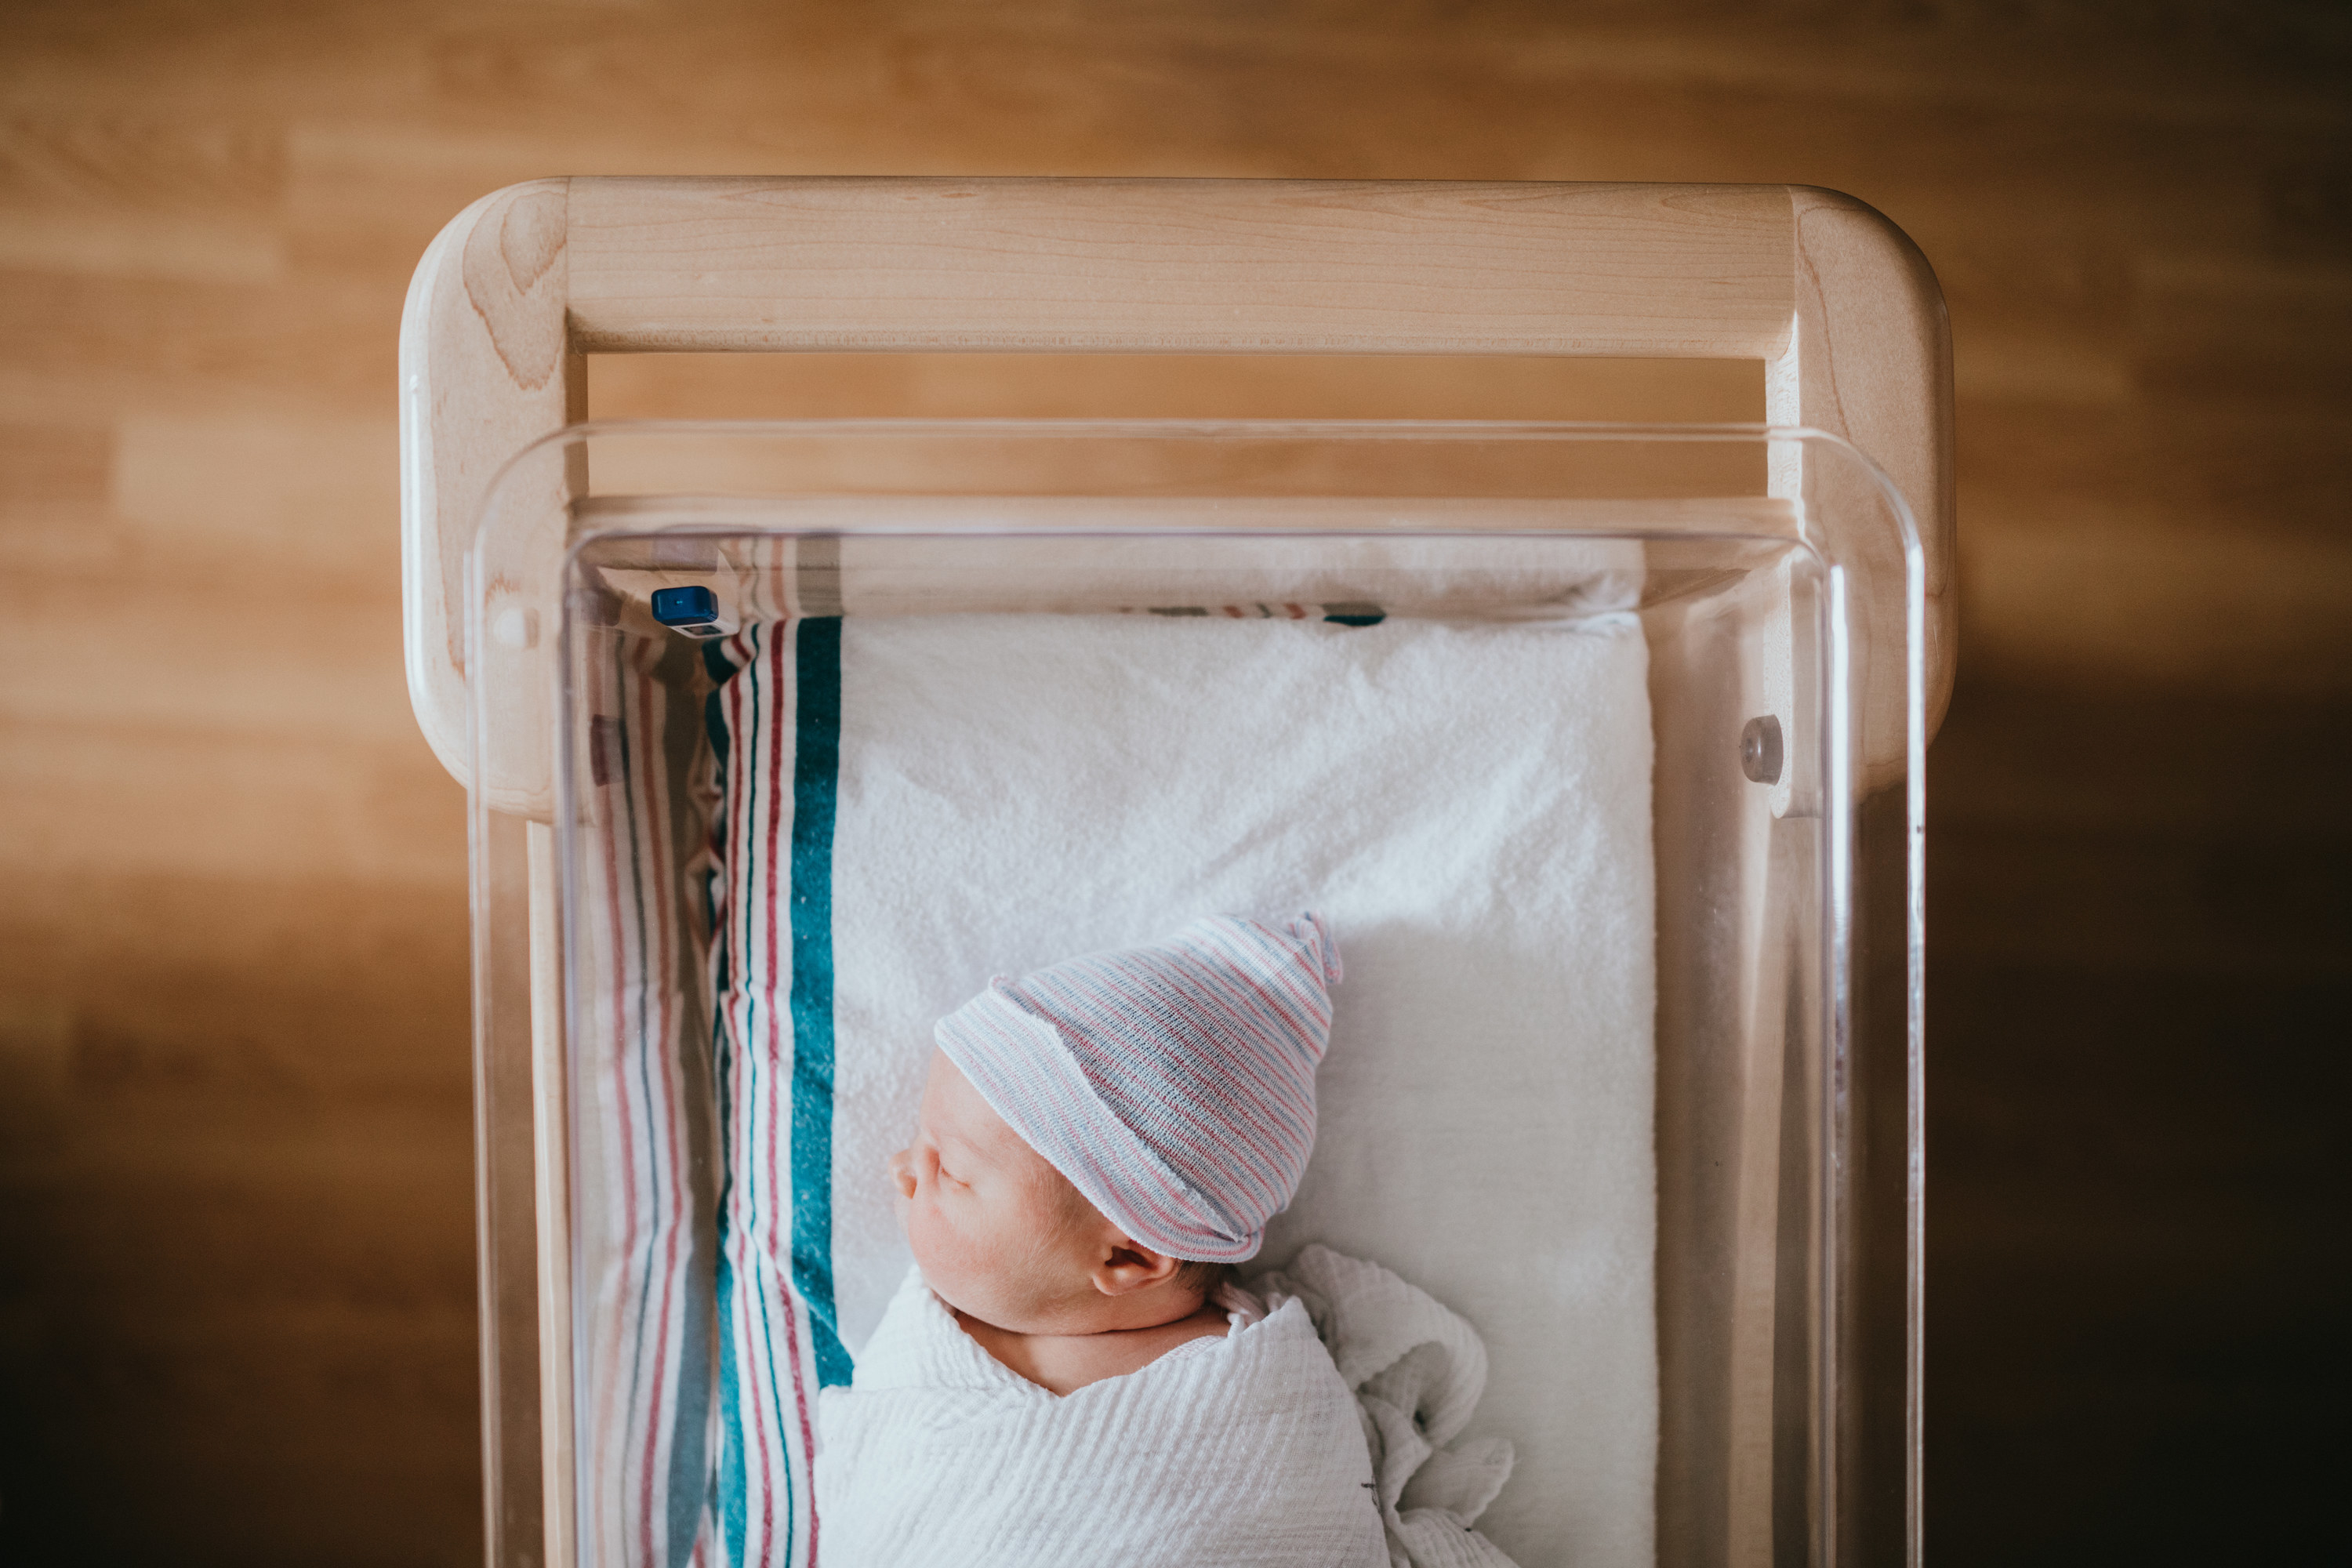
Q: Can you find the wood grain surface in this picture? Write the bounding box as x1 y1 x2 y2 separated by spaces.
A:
2 2 2345 1563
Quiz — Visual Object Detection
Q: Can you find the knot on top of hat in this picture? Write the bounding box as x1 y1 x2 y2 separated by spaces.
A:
935 911 1341 1262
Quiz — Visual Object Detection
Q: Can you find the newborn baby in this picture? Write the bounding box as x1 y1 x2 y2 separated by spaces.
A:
815 913 1392 1567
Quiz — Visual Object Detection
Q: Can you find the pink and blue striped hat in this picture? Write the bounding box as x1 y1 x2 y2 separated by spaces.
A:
935 912 1341 1263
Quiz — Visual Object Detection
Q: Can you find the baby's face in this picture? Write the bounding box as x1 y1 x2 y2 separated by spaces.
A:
889 1050 1102 1333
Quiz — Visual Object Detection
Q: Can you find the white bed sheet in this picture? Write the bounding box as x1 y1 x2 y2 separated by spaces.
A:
817 596 1657 1566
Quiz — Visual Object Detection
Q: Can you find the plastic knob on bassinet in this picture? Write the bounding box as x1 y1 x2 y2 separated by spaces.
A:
1740 715 1784 786
650 584 739 640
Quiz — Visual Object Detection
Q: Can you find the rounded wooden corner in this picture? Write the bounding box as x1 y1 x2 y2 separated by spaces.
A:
1781 185 1958 759
401 179 577 805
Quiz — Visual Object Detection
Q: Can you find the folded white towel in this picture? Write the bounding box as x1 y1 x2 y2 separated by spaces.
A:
815 1266 1390 1568
1257 1246 1522 1568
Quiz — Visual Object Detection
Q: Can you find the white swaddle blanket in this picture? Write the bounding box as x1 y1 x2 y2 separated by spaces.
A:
818 1247 1516 1568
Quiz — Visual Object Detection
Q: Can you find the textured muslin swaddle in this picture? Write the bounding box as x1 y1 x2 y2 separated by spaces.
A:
817 1266 1385 1568
818 1248 1521 1568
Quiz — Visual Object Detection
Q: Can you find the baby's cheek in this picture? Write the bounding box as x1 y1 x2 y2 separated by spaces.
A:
904 1194 982 1290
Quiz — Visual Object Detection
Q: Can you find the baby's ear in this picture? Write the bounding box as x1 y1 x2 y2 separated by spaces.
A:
1090 1240 1184 1297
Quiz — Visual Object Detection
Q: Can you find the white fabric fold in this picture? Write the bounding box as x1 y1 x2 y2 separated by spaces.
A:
816 1250 1525 1568
1256 1245 1523 1568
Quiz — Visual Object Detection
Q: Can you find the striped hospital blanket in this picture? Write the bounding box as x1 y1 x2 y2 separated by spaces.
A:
572 612 846 1568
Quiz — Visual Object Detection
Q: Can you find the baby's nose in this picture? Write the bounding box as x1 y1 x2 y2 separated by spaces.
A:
887 1147 916 1199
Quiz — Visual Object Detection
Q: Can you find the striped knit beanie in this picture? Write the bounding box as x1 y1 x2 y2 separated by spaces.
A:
934 912 1341 1263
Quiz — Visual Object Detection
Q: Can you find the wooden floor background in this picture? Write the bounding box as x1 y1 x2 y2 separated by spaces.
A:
2 2 2344 1561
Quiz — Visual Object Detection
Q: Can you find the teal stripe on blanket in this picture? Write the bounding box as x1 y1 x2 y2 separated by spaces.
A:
789 617 853 1388
715 1252 749 1566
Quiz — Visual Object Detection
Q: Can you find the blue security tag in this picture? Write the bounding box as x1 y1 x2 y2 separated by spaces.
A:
652 585 720 626
649 584 738 640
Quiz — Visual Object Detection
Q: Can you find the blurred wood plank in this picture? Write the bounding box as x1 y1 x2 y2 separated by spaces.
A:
1958 399 2351 533
1958 504 2352 693
111 412 402 583
0 575 414 742
592 350 1764 423
0 420 112 568
0 117 284 212
2134 254 2352 399
1929 688 2352 835
0 269 397 411
0 724 463 887
0 872 470 1112
0 211 284 284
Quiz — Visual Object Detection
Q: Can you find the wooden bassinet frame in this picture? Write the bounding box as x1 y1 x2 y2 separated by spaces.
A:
399 179 1951 1568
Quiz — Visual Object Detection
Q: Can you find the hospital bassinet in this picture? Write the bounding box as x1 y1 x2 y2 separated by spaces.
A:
400 180 1951 1568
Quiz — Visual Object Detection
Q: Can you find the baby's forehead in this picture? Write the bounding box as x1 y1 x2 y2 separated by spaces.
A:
922 1051 1030 1155
923 1052 1091 1204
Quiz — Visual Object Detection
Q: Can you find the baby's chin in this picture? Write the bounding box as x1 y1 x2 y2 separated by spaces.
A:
917 1265 1032 1332
913 1249 1078 1334
908 1237 1006 1322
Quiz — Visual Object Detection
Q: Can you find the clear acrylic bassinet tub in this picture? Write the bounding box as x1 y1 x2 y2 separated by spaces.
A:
452 421 1924 1568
